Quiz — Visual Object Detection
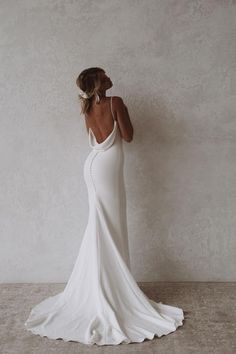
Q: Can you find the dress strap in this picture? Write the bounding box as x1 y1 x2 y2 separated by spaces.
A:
110 96 115 121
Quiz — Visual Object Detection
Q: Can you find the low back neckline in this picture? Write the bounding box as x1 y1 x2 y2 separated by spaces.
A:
88 96 116 145
89 120 117 145
88 96 118 151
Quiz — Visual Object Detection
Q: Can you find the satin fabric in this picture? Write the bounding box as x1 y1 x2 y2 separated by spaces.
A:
24 97 184 345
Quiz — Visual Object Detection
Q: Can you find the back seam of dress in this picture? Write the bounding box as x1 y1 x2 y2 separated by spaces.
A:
89 151 100 194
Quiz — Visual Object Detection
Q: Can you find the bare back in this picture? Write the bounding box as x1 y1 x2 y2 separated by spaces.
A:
85 96 133 143
85 97 116 144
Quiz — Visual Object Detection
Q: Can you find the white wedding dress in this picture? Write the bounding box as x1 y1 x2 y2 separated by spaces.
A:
25 96 184 345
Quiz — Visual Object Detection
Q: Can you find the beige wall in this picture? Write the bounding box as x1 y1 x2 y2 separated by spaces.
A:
1 0 235 282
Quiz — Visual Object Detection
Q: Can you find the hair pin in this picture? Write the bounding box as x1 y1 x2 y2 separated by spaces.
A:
79 90 89 99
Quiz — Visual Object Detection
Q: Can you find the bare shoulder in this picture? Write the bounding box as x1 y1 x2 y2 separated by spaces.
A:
111 96 125 108
111 96 127 116
111 96 133 142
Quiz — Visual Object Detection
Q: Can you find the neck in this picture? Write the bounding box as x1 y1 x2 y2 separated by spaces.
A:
92 90 106 103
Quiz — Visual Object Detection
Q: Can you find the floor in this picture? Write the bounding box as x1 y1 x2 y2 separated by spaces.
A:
0 282 235 354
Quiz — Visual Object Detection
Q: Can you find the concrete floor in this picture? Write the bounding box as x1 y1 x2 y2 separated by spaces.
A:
0 282 235 354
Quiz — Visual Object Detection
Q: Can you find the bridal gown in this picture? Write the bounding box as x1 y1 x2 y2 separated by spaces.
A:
24 96 184 345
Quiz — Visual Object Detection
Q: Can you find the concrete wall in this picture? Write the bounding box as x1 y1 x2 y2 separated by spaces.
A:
1 0 235 282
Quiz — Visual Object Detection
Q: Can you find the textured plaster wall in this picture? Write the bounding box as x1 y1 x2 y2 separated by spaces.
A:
1 0 236 283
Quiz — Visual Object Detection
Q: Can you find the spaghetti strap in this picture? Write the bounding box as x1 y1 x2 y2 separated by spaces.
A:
110 96 115 121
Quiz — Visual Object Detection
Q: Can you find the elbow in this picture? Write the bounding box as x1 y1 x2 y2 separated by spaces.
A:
124 133 133 142
126 136 133 142
122 127 134 142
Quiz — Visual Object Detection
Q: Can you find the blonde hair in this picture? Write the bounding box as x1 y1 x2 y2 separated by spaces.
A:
76 67 105 115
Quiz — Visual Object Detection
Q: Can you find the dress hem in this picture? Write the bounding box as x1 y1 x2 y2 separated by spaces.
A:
24 312 184 346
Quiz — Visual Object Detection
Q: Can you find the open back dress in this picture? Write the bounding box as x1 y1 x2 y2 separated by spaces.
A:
24 96 184 345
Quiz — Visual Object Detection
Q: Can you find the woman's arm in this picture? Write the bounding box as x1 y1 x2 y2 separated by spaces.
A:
113 97 133 142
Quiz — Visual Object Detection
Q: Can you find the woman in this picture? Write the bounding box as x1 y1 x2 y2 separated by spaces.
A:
24 67 184 346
